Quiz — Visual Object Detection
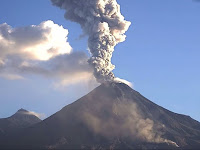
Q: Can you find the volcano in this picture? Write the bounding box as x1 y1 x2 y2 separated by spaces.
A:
0 108 41 144
1 82 200 149
0 108 41 132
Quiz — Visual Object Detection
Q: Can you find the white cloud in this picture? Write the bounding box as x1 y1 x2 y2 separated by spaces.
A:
0 73 24 80
0 21 96 87
114 77 133 88
0 20 72 61
53 72 94 89
23 111 46 119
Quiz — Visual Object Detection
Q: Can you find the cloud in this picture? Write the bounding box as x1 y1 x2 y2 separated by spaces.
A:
53 72 95 89
22 111 46 119
114 77 133 88
0 20 72 61
0 73 24 80
0 21 96 87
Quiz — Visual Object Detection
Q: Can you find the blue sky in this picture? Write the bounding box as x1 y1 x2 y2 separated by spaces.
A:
0 0 200 121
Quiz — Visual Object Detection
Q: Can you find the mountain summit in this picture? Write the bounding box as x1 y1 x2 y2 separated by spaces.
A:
0 108 41 143
1 82 200 149
0 108 41 129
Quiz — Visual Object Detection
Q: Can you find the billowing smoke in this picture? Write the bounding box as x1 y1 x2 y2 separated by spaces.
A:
51 0 131 83
82 101 178 147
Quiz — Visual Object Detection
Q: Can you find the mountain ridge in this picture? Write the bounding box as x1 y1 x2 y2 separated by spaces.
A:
0 108 41 138
1 82 200 149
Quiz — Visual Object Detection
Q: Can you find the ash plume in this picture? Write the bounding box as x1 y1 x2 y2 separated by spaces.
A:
51 0 131 83
82 101 178 146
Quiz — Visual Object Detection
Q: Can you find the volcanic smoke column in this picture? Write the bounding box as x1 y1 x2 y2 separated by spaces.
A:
51 0 131 83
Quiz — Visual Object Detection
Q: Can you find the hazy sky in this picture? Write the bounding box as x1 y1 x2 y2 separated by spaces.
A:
0 0 200 121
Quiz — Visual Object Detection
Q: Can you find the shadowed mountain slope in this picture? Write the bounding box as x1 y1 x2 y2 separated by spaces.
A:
0 109 41 137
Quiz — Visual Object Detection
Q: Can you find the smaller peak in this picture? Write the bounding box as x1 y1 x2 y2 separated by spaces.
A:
17 108 28 113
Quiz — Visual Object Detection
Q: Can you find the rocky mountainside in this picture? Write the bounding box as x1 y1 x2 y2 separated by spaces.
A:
0 109 41 136
1 82 200 149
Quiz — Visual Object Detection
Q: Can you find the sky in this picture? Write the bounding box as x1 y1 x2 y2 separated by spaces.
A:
0 0 200 121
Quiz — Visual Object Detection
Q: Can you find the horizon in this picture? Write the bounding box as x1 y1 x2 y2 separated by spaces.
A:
0 0 200 122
